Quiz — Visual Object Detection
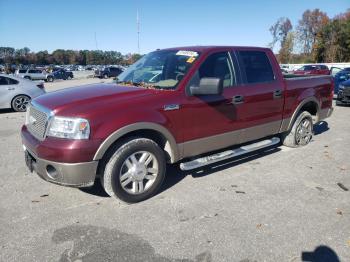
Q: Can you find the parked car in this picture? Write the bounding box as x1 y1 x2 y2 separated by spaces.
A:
336 79 350 105
16 69 49 81
21 46 333 203
0 74 45 112
293 65 330 75
47 69 74 82
280 64 293 73
94 66 123 78
333 69 350 94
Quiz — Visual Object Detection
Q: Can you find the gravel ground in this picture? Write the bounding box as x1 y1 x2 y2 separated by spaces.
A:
0 78 349 262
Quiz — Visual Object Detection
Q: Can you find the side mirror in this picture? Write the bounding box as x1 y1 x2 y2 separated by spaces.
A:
190 77 223 96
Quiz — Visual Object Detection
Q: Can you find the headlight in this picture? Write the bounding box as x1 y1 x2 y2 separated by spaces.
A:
339 84 344 90
47 116 90 139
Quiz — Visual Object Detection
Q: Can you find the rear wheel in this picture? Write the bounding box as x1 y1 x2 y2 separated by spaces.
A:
47 76 54 82
101 138 166 203
67 75 72 80
281 111 313 147
11 95 30 112
103 74 108 79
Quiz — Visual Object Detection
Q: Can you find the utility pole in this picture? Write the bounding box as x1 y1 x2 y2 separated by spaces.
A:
137 9 140 54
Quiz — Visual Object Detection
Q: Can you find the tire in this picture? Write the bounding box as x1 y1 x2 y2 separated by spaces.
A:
103 74 108 79
11 95 31 112
47 76 54 82
24 76 31 80
67 75 72 80
101 138 166 203
281 111 313 148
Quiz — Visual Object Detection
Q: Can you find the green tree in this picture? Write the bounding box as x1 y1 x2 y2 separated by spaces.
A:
297 9 329 55
279 32 295 63
313 9 350 62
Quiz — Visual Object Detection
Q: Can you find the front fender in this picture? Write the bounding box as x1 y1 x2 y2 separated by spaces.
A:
93 122 180 163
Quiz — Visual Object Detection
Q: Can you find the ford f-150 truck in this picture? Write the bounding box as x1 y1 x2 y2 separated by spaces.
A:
21 46 334 203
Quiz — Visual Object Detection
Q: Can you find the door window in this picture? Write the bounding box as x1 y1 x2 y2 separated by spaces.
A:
0 76 18 85
238 51 275 84
190 52 236 89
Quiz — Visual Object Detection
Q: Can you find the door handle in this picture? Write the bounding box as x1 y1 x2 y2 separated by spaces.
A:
273 89 283 98
7 87 15 90
232 95 244 104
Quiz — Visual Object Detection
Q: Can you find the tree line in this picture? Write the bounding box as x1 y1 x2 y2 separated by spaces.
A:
270 8 350 64
0 47 142 66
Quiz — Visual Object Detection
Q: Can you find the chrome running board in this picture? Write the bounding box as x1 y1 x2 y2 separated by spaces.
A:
179 137 280 171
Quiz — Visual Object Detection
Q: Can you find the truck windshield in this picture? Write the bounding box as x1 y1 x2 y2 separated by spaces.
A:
116 50 200 89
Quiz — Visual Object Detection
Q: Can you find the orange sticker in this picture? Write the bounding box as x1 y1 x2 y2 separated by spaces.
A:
187 57 196 63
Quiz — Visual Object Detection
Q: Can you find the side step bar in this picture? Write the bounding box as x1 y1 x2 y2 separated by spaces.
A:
179 137 280 171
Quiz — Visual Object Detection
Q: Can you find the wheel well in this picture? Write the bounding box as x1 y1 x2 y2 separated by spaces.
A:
299 101 318 117
11 94 31 104
96 129 172 177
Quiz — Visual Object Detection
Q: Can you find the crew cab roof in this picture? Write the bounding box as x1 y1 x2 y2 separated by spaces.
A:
159 46 272 53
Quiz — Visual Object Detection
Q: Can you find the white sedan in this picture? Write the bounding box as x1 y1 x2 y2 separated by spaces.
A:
0 74 46 112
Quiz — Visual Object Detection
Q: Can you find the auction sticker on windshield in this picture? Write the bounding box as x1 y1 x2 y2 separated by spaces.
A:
176 50 199 57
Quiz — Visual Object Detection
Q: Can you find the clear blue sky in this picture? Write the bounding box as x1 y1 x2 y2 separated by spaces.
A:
0 0 348 54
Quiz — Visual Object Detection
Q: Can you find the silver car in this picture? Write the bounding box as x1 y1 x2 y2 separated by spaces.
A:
16 69 48 81
0 74 46 112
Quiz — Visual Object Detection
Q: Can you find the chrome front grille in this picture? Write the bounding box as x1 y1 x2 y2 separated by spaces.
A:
27 104 49 140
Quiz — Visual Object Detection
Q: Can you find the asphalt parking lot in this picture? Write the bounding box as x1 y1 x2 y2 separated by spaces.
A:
0 79 349 262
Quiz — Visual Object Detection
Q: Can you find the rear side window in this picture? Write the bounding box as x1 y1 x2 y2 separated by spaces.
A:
8 78 19 84
28 69 41 73
19 69 27 73
238 51 275 84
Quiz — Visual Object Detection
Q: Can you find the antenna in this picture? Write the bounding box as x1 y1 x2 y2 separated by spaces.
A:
94 32 98 50
137 9 140 54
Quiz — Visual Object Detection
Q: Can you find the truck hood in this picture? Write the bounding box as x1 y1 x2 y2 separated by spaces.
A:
33 83 156 115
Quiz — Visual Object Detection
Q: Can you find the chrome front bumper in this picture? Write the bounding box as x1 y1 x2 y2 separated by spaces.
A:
24 146 98 187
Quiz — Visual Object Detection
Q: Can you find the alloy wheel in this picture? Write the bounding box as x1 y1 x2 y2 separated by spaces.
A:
119 151 159 195
296 118 312 145
13 95 30 112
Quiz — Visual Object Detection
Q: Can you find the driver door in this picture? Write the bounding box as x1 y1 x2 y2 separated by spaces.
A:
181 51 242 157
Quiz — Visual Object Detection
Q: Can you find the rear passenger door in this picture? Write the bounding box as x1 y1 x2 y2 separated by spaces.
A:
232 49 284 142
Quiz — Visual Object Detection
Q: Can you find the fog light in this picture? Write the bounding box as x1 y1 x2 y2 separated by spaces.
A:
46 165 58 180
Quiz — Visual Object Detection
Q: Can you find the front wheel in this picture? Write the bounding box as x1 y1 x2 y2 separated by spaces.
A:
281 111 313 148
47 76 54 82
101 138 166 203
103 74 108 79
11 95 30 112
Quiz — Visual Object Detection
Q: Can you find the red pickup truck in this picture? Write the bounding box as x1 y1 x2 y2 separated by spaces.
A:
21 46 334 203
293 64 330 75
